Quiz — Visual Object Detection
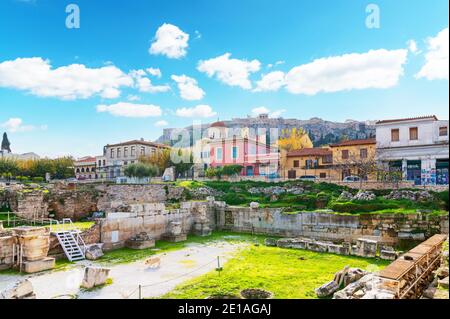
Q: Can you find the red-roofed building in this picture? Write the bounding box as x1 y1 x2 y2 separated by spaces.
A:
74 156 97 180
282 147 333 179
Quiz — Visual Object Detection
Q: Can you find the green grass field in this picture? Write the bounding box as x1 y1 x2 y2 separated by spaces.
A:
163 245 389 299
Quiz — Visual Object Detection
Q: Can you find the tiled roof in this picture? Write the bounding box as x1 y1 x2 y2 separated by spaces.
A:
287 148 332 157
75 156 96 163
376 115 438 125
330 138 376 147
106 140 169 148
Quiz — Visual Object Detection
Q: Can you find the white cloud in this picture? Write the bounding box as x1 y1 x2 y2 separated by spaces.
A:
0 57 133 100
254 71 286 92
1 118 43 133
171 74 205 100
146 67 162 78
149 23 189 59
127 94 140 101
416 28 449 81
251 106 285 118
407 40 420 54
130 69 171 93
267 60 285 68
96 102 162 118
155 120 169 127
197 53 261 90
176 104 217 118
284 49 408 95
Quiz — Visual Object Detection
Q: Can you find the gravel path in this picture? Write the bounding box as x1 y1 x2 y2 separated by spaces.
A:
0 241 243 299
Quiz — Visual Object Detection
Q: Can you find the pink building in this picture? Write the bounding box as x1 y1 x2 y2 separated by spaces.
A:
209 137 280 177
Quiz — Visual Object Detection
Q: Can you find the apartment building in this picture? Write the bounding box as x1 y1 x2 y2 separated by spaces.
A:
376 116 449 185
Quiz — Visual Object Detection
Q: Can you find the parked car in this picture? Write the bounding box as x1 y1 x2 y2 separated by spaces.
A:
343 176 361 182
299 175 316 181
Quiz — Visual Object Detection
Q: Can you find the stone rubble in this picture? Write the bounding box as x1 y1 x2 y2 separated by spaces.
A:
85 243 104 260
0 279 35 299
384 190 434 202
353 191 376 201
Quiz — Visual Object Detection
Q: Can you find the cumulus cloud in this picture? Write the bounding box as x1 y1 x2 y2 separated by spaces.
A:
251 106 285 118
155 120 169 127
171 74 205 100
284 49 408 95
254 71 286 92
146 67 162 78
0 57 133 100
197 53 261 90
416 28 449 81
96 102 162 118
149 23 189 59
130 69 170 93
1 118 45 133
175 104 217 118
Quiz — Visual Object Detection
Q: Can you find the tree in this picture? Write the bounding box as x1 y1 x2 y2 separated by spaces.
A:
222 165 243 177
124 163 158 179
1 133 11 153
333 150 377 189
278 127 313 152
139 148 171 173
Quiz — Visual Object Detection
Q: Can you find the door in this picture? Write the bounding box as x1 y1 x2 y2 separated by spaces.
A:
288 169 296 179
406 161 421 185
246 166 254 176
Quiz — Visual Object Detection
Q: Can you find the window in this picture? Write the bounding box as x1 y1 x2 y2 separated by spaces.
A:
293 160 300 168
216 147 223 161
131 146 136 156
409 127 418 140
86 167 90 172
76 168 80 173
323 155 333 164
360 148 368 159
305 160 312 169
103 160 106 166
110 149 115 158
320 172 327 178
117 148 121 158
232 146 238 159
98 160 101 167
342 150 349 160
391 129 400 142
439 126 448 137
124 147 128 157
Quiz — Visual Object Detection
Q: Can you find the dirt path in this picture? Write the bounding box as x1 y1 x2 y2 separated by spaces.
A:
0 242 243 299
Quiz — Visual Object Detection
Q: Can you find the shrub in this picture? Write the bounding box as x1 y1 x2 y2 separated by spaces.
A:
329 201 399 214
32 177 44 183
436 190 449 210
222 193 247 205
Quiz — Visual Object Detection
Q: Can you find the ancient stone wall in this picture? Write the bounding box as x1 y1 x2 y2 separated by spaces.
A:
216 206 448 244
47 189 98 221
48 223 101 258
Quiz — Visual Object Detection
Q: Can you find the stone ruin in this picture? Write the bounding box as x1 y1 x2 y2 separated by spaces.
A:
316 266 369 298
0 226 55 273
125 232 155 250
162 221 187 242
0 279 35 299
272 236 398 260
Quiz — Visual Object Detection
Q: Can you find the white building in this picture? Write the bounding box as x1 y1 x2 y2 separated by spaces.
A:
103 138 169 179
376 115 449 185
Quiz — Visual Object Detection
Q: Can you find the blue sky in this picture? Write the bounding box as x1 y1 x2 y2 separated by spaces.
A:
0 0 448 157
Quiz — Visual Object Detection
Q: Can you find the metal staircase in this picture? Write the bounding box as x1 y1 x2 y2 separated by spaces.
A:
51 218 86 262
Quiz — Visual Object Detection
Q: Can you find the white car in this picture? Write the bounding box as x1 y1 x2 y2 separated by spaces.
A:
343 176 361 182
299 175 317 181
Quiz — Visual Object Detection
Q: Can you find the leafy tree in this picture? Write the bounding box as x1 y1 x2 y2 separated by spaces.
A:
222 165 243 176
124 163 158 179
278 127 313 152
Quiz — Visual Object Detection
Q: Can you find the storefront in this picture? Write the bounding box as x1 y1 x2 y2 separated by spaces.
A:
406 160 422 185
436 159 449 185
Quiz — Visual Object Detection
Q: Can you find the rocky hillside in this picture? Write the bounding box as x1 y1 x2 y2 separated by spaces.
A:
156 115 376 146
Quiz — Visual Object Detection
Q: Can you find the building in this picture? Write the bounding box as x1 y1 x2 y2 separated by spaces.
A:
329 138 377 181
103 138 169 179
208 136 280 177
376 116 449 185
95 155 107 180
283 147 333 179
74 156 97 180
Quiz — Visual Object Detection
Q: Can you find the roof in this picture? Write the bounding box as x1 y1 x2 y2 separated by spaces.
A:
287 148 332 157
330 138 376 147
210 121 226 128
75 156 96 164
376 115 438 125
106 139 169 148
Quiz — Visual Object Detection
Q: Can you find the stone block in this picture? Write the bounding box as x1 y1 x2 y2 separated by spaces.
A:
85 243 104 260
22 257 55 273
315 281 339 298
81 266 111 289
162 233 187 242
380 249 398 261
125 237 155 250
0 279 35 299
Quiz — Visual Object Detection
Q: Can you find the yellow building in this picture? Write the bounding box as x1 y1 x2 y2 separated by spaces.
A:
329 138 377 181
282 147 333 179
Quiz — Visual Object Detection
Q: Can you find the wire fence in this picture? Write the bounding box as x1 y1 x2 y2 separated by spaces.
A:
125 256 223 299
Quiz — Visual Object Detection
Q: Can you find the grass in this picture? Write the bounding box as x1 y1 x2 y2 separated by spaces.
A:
80 278 114 292
163 245 389 299
96 231 268 266
49 221 95 232
0 212 95 230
